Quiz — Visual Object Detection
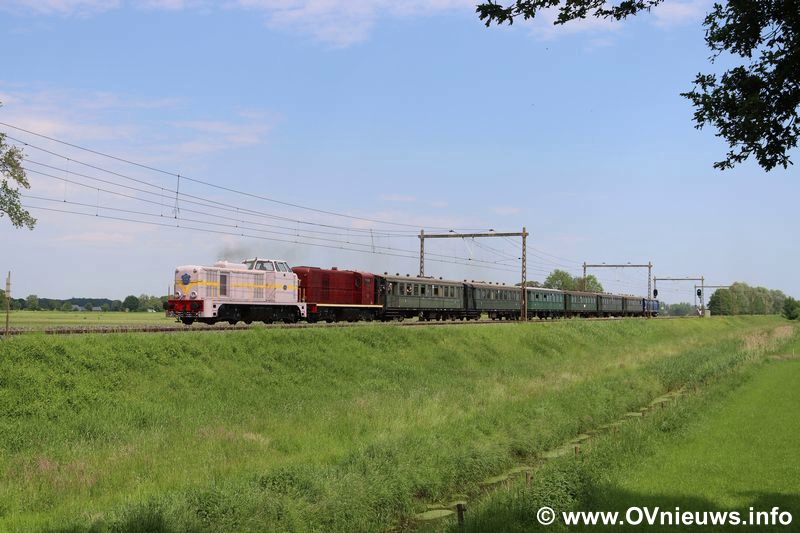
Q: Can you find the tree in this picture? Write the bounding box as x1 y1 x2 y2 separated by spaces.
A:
122 295 140 312
667 302 695 316
770 289 787 314
709 288 734 315
581 274 603 293
542 269 604 292
543 269 576 290
708 282 789 315
476 1 799 172
139 293 165 311
783 296 800 320
25 294 39 311
1 103 36 229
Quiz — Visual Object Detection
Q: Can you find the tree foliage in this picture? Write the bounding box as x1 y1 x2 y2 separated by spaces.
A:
0 104 36 229
783 296 800 320
707 282 789 315
543 269 576 290
122 295 140 312
25 294 39 311
542 269 604 292
665 302 696 316
476 1 800 172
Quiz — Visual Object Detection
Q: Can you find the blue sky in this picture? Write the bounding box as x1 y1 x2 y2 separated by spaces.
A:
1 0 797 303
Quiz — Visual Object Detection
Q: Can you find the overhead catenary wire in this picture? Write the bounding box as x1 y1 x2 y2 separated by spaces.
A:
21 203 522 275
1 122 488 233
20 188 522 273
23 163 425 241
3 122 622 284
13 140 425 237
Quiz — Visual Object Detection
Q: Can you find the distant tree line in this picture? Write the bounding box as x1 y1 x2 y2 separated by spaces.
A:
661 302 697 317
708 282 792 317
0 292 167 312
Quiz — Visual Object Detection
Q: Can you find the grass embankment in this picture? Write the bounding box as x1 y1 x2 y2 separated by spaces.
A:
5 310 174 330
452 323 799 532
0 316 793 531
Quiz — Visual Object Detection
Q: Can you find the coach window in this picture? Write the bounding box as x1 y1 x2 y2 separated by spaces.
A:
420 285 426 296
413 284 419 296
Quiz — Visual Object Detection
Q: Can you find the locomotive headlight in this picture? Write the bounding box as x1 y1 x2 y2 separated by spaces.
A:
174 291 182 299
190 291 198 299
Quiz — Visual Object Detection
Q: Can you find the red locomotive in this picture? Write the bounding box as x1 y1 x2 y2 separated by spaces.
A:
293 266 384 322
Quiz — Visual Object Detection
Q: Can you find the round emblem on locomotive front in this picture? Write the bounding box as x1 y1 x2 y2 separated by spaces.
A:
181 273 191 286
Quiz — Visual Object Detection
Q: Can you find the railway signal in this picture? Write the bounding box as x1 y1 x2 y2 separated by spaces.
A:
653 276 705 316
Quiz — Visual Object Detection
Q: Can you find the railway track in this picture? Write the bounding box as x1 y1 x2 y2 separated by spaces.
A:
0 318 495 336
0 316 672 337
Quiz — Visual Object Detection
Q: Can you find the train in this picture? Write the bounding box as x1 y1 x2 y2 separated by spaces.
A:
165 257 659 325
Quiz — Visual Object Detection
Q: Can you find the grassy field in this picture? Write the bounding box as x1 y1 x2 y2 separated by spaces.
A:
0 316 795 531
592 359 800 530
452 322 799 532
4 310 175 330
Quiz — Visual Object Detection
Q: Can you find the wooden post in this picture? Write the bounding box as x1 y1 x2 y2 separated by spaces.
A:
4 271 10 337
456 502 466 526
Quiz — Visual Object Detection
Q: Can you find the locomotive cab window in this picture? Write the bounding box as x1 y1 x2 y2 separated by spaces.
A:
256 261 275 271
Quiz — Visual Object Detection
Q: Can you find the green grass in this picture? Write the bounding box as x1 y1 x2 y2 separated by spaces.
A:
5 310 175 330
582 360 800 532
448 321 799 533
0 316 793 532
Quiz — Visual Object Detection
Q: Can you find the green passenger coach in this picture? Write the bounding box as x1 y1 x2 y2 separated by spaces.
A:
526 287 564 318
468 282 522 320
564 290 600 317
383 275 465 320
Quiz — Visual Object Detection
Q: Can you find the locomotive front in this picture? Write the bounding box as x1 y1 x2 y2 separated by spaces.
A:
166 258 306 325
166 264 219 323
